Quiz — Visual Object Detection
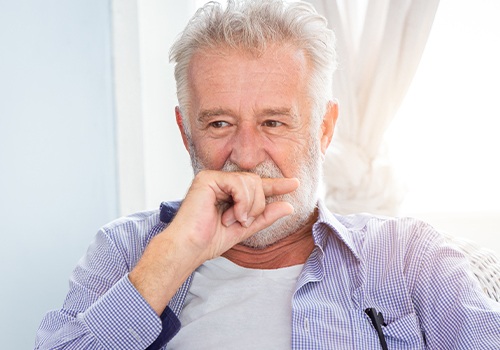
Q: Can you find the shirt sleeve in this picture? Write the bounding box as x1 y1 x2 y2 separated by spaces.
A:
34 227 181 349
412 225 500 349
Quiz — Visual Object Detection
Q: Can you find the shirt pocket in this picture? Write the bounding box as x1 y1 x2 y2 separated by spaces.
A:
383 312 426 349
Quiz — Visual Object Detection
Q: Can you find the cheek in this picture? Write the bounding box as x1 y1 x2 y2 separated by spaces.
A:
191 138 232 170
279 137 319 176
266 142 306 177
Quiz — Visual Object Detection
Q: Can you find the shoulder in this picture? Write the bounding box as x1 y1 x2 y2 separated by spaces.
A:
101 201 182 236
338 212 442 245
332 213 454 294
331 212 445 266
317 202 444 262
100 208 161 241
96 201 182 260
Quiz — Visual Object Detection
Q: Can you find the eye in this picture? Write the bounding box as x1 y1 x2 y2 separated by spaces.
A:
209 120 231 128
262 120 284 128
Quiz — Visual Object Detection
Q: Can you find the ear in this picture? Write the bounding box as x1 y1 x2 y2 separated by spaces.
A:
175 106 190 152
320 100 338 154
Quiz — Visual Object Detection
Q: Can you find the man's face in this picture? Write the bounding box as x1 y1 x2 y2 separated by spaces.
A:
179 44 328 248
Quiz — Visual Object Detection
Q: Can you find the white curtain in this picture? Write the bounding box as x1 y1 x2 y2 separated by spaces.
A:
308 0 440 215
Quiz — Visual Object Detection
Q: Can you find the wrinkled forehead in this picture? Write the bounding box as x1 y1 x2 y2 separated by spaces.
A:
187 44 312 96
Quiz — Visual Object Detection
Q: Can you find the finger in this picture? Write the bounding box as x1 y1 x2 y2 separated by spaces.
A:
224 201 294 236
230 176 295 226
252 201 295 230
228 175 252 224
221 206 237 227
210 173 296 228
243 176 266 227
221 175 266 228
206 172 251 224
222 173 256 226
261 177 300 197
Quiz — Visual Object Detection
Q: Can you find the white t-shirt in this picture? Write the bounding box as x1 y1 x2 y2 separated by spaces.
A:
166 257 304 349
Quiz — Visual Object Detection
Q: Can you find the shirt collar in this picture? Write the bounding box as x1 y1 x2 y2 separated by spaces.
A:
159 201 182 224
313 200 362 261
159 199 363 261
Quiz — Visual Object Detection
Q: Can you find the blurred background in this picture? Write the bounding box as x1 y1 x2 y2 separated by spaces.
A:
0 0 498 348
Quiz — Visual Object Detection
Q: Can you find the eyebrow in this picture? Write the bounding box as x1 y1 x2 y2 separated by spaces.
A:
258 107 296 119
197 108 234 124
196 106 298 123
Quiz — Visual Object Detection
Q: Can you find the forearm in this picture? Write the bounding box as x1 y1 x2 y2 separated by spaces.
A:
129 227 205 316
35 224 185 350
35 275 165 349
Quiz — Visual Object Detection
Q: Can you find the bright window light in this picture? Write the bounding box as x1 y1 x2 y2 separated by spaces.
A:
386 0 500 215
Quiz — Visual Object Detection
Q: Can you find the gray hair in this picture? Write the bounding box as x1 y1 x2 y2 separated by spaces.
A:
169 0 337 135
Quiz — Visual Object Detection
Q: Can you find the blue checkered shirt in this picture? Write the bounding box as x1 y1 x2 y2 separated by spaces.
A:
35 201 500 349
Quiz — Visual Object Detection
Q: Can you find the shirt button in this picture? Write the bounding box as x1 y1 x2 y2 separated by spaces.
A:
304 318 310 333
128 327 142 343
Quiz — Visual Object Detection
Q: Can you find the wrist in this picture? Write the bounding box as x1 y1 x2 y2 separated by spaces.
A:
129 227 205 316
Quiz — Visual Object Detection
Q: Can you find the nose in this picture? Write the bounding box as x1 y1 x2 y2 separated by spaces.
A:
229 122 267 170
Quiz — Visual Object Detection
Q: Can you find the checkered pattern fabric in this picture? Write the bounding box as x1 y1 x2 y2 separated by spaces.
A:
35 201 500 349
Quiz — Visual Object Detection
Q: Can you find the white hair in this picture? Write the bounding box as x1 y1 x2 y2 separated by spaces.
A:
169 0 337 136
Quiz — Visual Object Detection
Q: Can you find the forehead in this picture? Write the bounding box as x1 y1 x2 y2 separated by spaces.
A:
189 43 309 71
187 44 311 105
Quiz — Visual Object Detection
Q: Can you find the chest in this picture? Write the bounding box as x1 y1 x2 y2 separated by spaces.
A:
291 243 426 349
165 241 428 350
166 258 303 350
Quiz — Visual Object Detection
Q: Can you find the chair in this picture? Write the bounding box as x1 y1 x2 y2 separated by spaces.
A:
443 232 500 302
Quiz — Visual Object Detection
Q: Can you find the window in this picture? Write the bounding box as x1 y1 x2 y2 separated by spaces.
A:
385 0 500 251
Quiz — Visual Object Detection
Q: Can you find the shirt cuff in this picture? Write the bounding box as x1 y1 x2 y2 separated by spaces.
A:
146 307 182 350
82 274 164 349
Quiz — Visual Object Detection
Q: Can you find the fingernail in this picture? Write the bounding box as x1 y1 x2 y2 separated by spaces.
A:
240 212 247 222
223 218 236 227
243 217 255 228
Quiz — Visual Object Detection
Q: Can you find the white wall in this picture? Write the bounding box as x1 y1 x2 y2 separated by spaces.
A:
137 0 194 210
0 1 117 348
114 0 194 215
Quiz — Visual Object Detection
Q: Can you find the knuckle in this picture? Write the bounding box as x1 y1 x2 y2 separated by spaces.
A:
245 172 262 185
194 169 211 181
236 171 259 186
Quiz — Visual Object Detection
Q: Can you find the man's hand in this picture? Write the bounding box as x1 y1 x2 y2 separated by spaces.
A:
129 170 299 315
175 170 299 260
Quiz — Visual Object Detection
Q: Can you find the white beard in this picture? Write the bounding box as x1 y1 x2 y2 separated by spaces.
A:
189 140 322 248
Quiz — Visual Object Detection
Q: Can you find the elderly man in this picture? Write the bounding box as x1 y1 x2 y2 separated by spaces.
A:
36 0 500 349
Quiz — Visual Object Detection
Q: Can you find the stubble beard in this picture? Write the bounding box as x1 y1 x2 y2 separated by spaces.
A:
189 139 322 249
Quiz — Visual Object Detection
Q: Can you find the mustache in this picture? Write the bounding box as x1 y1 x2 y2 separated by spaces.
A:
221 160 285 179
216 160 287 212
